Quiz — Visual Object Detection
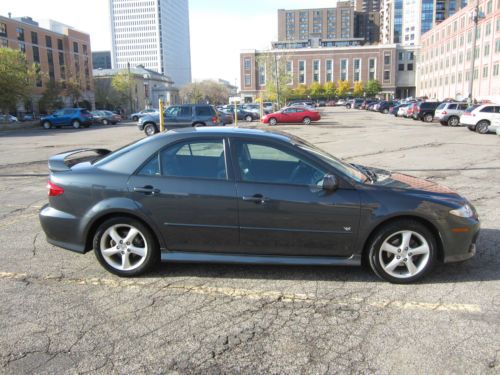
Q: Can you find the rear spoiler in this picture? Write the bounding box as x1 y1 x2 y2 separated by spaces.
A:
48 148 111 172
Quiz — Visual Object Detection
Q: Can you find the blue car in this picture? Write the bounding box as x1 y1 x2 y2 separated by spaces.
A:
40 108 94 129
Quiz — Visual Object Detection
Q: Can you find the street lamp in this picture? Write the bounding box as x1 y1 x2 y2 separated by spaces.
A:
467 0 484 106
274 52 281 109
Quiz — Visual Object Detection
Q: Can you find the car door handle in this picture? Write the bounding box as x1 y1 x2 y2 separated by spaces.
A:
133 186 160 195
242 194 269 204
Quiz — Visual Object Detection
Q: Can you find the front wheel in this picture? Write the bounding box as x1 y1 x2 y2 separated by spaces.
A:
269 118 277 126
303 117 312 125
42 121 52 129
93 217 159 277
144 123 157 136
424 113 434 122
102 119 109 125
245 115 253 122
476 121 490 134
132 116 139 122
383 109 389 114
368 220 436 283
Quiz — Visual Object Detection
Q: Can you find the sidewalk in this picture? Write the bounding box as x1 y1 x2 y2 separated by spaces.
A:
0 121 40 132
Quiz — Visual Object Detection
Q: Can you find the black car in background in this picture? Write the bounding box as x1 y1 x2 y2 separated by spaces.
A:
40 128 479 284
378 101 398 114
138 104 219 136
413 102 442 122
220 108 260 122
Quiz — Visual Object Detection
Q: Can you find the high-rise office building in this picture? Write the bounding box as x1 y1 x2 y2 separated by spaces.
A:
109 0 191 86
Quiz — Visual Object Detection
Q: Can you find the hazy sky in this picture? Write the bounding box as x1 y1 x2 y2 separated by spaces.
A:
0 0 338 86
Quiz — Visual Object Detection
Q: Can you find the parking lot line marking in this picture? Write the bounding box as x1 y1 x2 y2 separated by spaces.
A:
0 271 482 313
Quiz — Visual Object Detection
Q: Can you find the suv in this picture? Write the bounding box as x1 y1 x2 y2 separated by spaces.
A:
346 98 364 109
130 109 158 122
138 104 219 136
460 104 500 134
40 108 93 129
412 102 441 122
434 102 468 126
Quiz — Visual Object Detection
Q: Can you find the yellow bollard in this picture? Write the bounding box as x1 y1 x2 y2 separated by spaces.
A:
159 99 165 132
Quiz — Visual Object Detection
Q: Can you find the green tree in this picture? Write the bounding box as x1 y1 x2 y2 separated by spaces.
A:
335 80 350 98
65 79 82 107
310 81 324 99
112 71 134 111
353 81 364 97
323 81 336 100
365 79 382 97
292 84 310 100
257 53 292 107
0 48 34 113
94 77 120 109
179 80 231 104
38 81 63 113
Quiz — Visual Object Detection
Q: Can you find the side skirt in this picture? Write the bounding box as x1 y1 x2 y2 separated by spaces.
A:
161 251 361 267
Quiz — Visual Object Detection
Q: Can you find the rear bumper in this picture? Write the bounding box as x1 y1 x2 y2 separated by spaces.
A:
39 204 86 253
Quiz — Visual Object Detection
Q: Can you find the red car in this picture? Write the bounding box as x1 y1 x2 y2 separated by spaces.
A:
262 107 321 125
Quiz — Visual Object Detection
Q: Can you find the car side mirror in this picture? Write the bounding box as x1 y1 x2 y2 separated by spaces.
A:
321 174 339 192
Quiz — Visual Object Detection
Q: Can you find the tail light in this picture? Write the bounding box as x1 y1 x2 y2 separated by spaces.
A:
442 111 447 115
212 116 217 124
47 181 64 196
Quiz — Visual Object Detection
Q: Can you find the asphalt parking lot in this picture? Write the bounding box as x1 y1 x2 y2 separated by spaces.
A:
0 108 499 374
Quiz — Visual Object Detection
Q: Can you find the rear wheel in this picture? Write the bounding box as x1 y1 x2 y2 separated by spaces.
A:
102 119 109 125
368 220 436 283
132 116 139 122
144 123 157 136
303 117 312 125
42 121 52 129
269 118 277 126
193 122 205 127
447 116 459 127
424 113 434 122
245 115 253 122
93 217 159 277
72 120 81 129
476 120 490 134
383 108 389 114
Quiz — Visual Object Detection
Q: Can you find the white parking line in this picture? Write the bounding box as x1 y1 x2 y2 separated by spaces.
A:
0 271 482 313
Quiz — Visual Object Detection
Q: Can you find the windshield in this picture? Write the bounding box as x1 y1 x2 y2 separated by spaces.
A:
295 140 367 183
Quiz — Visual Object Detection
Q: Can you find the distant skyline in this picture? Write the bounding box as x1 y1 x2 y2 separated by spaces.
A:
0 0 339 86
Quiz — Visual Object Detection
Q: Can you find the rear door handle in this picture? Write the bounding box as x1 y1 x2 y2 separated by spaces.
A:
242 194 269 204
133 186 160 195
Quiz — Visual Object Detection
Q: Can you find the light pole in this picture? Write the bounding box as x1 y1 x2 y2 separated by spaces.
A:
467 0 483 106
274 52 281 109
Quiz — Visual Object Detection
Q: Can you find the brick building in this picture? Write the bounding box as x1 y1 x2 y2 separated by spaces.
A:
0 15 95 114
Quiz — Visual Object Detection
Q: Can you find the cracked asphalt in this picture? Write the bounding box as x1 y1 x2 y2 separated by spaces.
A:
0 108 499 374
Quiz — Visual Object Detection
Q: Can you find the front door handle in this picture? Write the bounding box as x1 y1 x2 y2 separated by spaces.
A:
242 194 268 204
133 186 160 195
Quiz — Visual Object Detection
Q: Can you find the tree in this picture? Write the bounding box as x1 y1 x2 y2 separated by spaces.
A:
335 80 350 98
38 81 64 114
180 80 231 104
65 79 82 107
323 81 336 100
257 53 292 107
94 77 120 109
112 71 134 111
365 79 382 97
0 48 35 113
292 84 310 100
353 81 364 97
310 82 324 99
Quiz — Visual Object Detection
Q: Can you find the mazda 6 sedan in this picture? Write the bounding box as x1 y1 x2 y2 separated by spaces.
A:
39 128 479 283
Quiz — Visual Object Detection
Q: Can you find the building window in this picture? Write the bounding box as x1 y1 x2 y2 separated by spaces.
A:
16 27 24 41
485 22 491 36
31 31 38 45
340 59 348 81
299 60 305 84
313 60 320 82
495 39 500 53
57 39 63 50
244 74 251 87
353 58 360 81
407 52 414 61
398 52 404 61
73 42 79 53
368 58 376 80
32 46 40 63
258 65 266 85
383 70 390 82
45 35 52 48
484 43 490 56
1 38 8 47
493 63 499 76
483 65 488 78
398 64 405 71
326 59 333 82
384 54 391 65
58 51 65 65
18 42 26 53
286 61 293 84
0 23 6 38
244 58 251 70
83 44 88 55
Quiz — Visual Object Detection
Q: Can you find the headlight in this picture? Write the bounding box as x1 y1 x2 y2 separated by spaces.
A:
450 204 474 218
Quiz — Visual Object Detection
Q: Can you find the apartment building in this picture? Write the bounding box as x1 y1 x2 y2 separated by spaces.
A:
0 15 95 113
240 45 399 101
109 0 192 86
416 0 500 100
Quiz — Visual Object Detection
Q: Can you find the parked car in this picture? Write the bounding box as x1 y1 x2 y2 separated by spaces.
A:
406 103 418 118
434 102 469 126
367 101 379 111
346 98 364 109
138 104 219 136
217 110 234 126
336 99 347 106
460 104 500 134
40 108 93 129
221 108 259 122
412 102 442 122
325 100 336 106
262 107 321 125
21 113 34 121
39 127 480 283
378 101 398 114
397 104 411 117
0 114 20 123
92 110 122 125
391 104 407 116
130 109 158 122
289 102 316 111
361 99 377 110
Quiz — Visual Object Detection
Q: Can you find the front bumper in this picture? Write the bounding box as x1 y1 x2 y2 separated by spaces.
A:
39 204 86 253
439 217 480 263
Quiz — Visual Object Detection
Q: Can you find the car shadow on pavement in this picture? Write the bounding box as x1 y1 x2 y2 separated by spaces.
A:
0 122 137 138
145 228 500 285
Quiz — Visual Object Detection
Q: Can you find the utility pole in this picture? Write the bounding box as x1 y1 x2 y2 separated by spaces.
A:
127 62 133 113
274 52 281 110
467 0 480 106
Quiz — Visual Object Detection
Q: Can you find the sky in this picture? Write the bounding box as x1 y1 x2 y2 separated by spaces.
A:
0 0 338 87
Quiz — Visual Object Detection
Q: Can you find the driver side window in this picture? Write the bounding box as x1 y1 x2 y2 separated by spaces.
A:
234 141 326 186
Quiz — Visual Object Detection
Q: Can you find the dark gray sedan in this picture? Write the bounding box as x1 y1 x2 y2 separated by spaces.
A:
39 128 479 283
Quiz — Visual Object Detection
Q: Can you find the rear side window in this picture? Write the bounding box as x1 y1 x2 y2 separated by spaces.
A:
160 139 226 180
447 104 457 110
436 103 446 109
195 106 215 116
63 109 74 115
481 106 494 113
459 104 468 110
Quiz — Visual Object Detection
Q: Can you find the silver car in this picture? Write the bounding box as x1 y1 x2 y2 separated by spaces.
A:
435 102 468 127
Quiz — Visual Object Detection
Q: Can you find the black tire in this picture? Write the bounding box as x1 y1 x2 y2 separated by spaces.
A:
346 104 351 109
476 120 490 134
383 108 389 114
447 116 459 127
367 220 436 284
303 117 312 125
72 119 81 129
93 216 159 277
193 122 205 127
269 118 277 126
144 123 157 136
132 116 139 122
245 115 253 122
423 113 434 123
42 121 52 129
102 119 109 125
